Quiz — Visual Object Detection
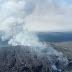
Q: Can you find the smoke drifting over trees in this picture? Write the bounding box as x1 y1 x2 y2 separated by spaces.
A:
0 0 68 71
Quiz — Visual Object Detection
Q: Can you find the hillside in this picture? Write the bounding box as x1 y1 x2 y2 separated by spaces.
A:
0 46 51 72
51 42 72 72
0 45 68 72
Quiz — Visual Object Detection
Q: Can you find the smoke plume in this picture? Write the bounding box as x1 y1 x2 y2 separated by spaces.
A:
0 0 68 71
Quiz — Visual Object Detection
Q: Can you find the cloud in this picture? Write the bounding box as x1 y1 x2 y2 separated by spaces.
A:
23 0 72 32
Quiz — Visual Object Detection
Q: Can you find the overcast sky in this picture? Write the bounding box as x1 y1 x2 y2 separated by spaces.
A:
0 0 72 32
24 0 72 32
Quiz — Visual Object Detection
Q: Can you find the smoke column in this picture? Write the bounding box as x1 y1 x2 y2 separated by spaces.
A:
0 0 68 71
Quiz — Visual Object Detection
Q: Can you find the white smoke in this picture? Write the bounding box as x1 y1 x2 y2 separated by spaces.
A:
0 0 68 71
0 0 39 46
0 0 67 45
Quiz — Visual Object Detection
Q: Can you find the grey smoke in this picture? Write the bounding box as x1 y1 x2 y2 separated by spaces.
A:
30 43 68 71
0 0 68 71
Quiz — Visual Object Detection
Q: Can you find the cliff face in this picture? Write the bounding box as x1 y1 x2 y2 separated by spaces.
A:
0 46 51 72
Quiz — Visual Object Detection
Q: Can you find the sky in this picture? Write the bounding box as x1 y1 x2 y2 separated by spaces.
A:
0 0 72 32
24 0 72 32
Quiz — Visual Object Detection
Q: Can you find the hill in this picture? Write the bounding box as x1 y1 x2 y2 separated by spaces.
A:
0 46 51 72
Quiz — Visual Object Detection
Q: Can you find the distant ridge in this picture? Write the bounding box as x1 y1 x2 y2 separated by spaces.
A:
38 32 72 42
